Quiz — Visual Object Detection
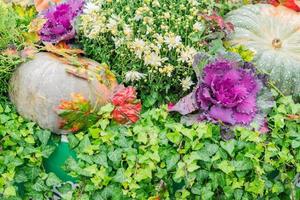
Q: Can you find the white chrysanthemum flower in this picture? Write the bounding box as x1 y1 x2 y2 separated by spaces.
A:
152 0 160 7
83 2 100 14
123 24 133 38
189 0 199 6
193 22 204 32
179 47 197 65
164 34 182 50
112 37 124 48
125 71 146 82
107 15 120 34
159 64 174 77
131 39 147 59
144 52 164 67
181 77 194 91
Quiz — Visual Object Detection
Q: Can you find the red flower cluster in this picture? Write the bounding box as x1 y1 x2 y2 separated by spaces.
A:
111 86 142 124
268 0 300 11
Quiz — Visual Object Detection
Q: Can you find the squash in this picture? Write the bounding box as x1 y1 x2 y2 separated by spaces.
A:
9 52 118 134
226 4 300 98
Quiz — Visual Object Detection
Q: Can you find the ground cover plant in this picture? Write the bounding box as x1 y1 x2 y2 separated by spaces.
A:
0 0 299 199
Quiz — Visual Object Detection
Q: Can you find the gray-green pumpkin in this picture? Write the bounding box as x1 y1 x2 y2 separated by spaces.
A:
226 4 300 98
9 52 118 134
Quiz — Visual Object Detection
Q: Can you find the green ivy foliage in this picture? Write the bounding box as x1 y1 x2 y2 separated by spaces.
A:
61 96 300 200
0 101 61 200
0 97 299 199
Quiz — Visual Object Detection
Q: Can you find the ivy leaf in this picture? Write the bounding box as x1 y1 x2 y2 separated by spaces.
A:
36 130 51 145
217 160 235 174
25 167 40 181
166 131 182 145
32 179 48 192
3 185 16 197
42 145 56 158
81 164 97 177
187 161 200 172
173 161 185 182
135 167 152 182
232 160 253 171
113 168 127 183
46 173 61 187
15 170 28 183
108 149 122 165
78 135 91 152
67 134 80 149
93 152 108 168
220 140 235 157
166 153 180 170
246 178 265 195
292 140 300 149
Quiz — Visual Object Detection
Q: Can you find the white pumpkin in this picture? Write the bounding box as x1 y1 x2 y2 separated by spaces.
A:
226 4 300 98
9 52 118 134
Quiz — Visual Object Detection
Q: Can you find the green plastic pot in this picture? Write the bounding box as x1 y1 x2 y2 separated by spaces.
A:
43 135 77 182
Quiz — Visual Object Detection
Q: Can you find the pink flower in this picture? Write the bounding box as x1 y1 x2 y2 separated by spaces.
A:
111 86 142 124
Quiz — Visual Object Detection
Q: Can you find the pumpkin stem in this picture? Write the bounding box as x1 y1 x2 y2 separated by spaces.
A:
272 38 282 49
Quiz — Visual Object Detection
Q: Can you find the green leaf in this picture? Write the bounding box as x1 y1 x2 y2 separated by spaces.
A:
232 160 253 171
135 167 152 181
67 134 80 149
217 160 235 174
32 179 48 192
173 161 185 182
292 140 300 149
78 134 91 152
0 114 10 124
15 170 28 183
166 153 180 170
25 167 40 181
98 103 114 115
94 152 108 168
3 185 16 197
220 140 235 157
166 131 182 145
108 149 122 164
36 130 51 145
137 131 148 144
187 161 200 172
246 178 265 195
46 173 61 186
113 168 127 183
98 119 110 130
81 164 97 177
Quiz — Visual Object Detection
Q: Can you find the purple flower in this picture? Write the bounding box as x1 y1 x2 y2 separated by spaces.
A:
195 59 260 125
39 0 84 43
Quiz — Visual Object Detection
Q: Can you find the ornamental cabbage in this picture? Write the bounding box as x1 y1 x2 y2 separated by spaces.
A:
169 54 273 129
196 59 260 125
39 0 84 43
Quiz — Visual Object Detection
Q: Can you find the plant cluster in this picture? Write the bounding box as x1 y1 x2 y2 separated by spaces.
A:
53 96 300 200
77 0 241 104
0 100 62 199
